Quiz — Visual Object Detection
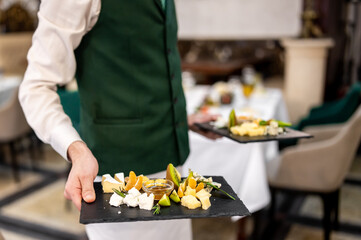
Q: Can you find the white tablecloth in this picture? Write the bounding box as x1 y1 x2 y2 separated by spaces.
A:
183 85 289 213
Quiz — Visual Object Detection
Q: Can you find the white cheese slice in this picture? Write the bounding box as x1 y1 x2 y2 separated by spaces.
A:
101 174 124 193
101 174 112 183
114 172 125 183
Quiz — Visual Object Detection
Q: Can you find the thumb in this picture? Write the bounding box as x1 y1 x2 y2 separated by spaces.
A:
81 177 96 203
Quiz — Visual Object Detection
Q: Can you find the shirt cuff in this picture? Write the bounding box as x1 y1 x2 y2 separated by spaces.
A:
49 124 83 161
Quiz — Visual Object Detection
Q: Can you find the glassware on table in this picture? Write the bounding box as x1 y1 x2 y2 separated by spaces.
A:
241 66 256 109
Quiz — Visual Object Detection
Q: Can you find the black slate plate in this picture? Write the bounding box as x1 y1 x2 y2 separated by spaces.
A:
195 122 312 144
80 176 250 224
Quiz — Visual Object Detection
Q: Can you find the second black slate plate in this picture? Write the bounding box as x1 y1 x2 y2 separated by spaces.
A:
80 176 250 224
195 122 312 144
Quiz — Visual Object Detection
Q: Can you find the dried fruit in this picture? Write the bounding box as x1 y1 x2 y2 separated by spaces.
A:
195 182 204 192
125 171 137 191
188 177 197 189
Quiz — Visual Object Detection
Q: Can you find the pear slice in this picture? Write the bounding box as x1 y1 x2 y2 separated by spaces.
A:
166 163 181 189
169 190 181 203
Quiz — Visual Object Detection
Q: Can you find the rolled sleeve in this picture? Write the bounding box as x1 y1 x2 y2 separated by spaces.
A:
19 0 101 160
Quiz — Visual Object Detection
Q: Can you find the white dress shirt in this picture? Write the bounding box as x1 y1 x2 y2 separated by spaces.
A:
19 2 192 240
19 0 101 160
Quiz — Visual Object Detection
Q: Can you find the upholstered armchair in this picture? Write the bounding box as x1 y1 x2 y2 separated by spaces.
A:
268 105 361 240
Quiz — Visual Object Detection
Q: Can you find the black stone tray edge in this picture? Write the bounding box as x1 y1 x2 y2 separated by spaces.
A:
195 122 313 143
80 176 250 224
80 211 252 224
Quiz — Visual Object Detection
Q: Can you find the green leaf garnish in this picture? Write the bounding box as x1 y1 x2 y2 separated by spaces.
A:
152 203 161 215
259 120 292 127
259 120 268 126
112 188 126 198
275 120 292 127
202 182 235 200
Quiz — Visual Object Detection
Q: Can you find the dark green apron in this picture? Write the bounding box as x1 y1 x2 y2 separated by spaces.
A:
74 0 189 175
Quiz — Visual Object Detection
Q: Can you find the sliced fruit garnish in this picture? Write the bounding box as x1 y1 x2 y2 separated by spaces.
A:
188 177 197 189
185 170 193 187
125 171 137 191
166 164 181 189
158 194 171 207
170 190 181 203
142 176 149 183
195 182 204 192
155 179 167 186
180 182 186 192
145 180 155 185
177 185 184 198
134 175 144 191
228 109 236 128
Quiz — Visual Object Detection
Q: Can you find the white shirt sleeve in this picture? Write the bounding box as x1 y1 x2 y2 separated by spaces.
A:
19 0 101 160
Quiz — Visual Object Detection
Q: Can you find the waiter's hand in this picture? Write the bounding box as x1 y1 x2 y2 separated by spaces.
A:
188 113 222 140
65 141 99 211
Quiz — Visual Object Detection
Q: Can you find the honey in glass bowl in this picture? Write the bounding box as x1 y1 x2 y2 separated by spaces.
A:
142 179 174 200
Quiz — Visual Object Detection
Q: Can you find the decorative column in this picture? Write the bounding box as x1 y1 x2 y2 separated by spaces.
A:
281 38 334 123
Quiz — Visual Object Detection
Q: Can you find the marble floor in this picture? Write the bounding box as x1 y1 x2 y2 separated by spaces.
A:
0 145 361 240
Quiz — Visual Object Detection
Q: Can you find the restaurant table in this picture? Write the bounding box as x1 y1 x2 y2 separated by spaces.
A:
182 85 289 213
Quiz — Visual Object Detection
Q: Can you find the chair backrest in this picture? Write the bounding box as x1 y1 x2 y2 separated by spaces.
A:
295 82 361 130
0 87 31 141
323 104 361 190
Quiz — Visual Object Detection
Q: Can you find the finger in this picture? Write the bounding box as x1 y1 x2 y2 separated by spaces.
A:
66 176 82 211
71 188 82 211
64 188 71 200
81 176 96 203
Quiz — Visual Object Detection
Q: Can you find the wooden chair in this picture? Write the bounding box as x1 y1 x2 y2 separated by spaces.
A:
268 105 361 240
0 87 32 181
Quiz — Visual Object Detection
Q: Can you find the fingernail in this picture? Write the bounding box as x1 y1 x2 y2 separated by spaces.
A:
85 194 92 201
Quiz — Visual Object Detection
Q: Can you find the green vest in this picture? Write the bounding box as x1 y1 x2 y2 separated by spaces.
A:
74 0 189 175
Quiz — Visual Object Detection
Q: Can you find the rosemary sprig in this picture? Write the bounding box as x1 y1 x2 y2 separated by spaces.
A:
112 188 126 198
202 182 235 200
152 203 161 215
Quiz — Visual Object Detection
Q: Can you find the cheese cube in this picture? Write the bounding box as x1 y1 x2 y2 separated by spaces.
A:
128 188 141 198
138 193 154 210
196 189 211 199
181 195 201 209
184 186 196 197
196 189 212 210
109 193 124 207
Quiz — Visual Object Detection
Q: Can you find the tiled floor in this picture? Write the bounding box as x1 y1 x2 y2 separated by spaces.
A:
2 180 85 235
286 225 361 240
0 146 361 240
301 185 361 225
0 229 39 240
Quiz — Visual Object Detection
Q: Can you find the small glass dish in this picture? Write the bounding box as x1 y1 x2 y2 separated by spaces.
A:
142 179 174 200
